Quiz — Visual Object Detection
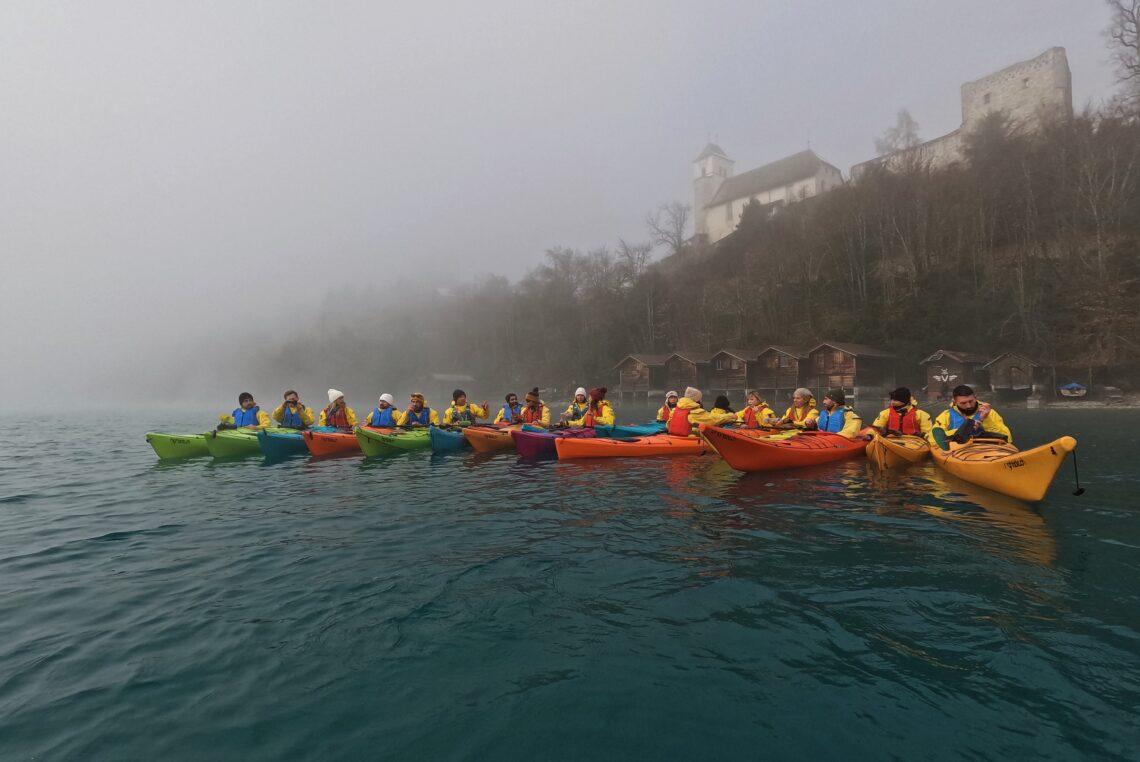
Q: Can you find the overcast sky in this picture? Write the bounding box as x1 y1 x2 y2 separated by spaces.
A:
0 1 1119 404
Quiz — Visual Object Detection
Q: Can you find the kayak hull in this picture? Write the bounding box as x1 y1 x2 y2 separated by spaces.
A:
931 436 1076 503
367 429 432 453
302 430 361 457
701 425 870 472
429 426 469 452
511 428 595 459
463 425 518 453
204 429 262 458
355 427 400 457
555 434 709 460
257 429 313 458
866 434 930 471
146 432 209 460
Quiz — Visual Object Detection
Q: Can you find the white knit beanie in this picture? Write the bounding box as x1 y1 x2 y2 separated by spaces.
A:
575 387 587 397
684 386 702 403
328 388 344 404
379 393 395 406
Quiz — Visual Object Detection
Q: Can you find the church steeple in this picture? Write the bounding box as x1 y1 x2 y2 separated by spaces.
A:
693 143 734 240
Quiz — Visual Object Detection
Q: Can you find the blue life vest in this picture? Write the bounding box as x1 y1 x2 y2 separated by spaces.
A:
233 406 260 427
448 405 475 425
817 406 847 434
568 402 588 420
368 407 398 427
947 408 981 432
280 404 306 429
499 403 521 423
404 407 432 426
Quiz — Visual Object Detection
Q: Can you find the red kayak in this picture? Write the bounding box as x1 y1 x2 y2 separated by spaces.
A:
511 428 595 459
700 425 871 472
555 434 709 460
302 428 378 457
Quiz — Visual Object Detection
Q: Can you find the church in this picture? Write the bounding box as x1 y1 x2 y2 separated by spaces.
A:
693 145 843 245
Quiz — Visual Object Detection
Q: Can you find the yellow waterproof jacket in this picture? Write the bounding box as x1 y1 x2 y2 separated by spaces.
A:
737 404 776 426
443 403 488 425
272 404 316 427
930 405 1011 444
671 397 736 428
655 404 676 422
564 400 590 420
818 407 864 439
569 400 615 427
397 407 440 426
318 406 358 427
782 402 819 428
493 404 523 424
872 405 932 435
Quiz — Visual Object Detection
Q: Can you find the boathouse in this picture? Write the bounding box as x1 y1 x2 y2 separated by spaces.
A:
919 349 991 402
706 349 764 396
984 352 1048 399
753 346 810 401
804 342 896 402
664 352 714 394
612 354 670 401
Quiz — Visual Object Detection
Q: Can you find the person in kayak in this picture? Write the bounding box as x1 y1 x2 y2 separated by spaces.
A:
319 389 358 428
567 387 615 428
363 393 400 428
807 389 866 439
273 390 314 429
225 392 270 429
666 387 736 435
520 388 550 427
872 387 931 438
494 393 523 424
442 389 489 427
401 393 439 427
776 388 819 429
929 385 1011 448
562 387 590 424
711 395 735 418
737 390 776 429
656 391 679 422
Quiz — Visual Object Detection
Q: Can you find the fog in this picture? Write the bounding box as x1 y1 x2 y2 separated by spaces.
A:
0 1 1118 409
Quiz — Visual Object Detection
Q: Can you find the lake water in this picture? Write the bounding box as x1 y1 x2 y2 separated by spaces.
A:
0 409 1138 760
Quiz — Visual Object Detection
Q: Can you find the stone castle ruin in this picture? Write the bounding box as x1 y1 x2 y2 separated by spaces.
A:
851 47 1073 177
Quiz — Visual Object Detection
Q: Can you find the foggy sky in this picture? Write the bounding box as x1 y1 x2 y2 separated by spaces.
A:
0 1 1119 406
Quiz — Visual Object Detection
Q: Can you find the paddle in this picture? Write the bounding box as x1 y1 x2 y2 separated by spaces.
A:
1071 450 1085 496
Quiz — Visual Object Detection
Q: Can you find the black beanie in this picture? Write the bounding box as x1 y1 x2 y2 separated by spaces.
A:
825 388 846 406
889 387 912 404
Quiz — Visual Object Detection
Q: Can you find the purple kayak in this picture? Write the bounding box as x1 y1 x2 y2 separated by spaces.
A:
511 427 595 459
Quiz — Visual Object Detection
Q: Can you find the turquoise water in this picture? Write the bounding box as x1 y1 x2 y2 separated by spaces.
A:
1 409 1138 760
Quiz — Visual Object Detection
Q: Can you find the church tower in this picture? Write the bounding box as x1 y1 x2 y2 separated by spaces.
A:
693 143 733 240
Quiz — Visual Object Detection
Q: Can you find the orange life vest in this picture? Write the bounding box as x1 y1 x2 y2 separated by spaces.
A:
887 406 921 435
741 405 764 429
521 404 545 424
324 406 348 428
667 406 692 436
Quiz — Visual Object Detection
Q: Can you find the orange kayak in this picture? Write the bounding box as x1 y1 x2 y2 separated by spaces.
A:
302 429 374 457
462 425 519 453
700 425 871 472
555 434 709 459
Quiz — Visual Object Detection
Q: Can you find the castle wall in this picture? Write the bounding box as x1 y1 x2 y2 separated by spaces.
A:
961 47 1072 131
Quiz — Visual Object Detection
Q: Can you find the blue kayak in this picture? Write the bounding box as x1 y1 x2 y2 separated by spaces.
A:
258 427 338 458
429 425 469 451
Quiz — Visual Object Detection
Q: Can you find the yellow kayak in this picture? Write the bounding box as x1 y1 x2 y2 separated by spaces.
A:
866 434 930 471
930 436 1077 503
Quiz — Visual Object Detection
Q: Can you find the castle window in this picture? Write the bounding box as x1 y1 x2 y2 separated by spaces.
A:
984 92 991 105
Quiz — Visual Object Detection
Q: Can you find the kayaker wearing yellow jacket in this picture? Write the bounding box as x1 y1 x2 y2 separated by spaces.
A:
494 393 523 424
777 388 819 429
737 390 776 429
442 389 489 426
273 390 315 429
562 387 590 423
807 389 866 439
363 393 400 428
710 395 736 418
225 392 270 429
929 384 1011 449
401 393 440 427
319 389 358 428
568 387 615 427
666 387 736 436
872 387 931 437
656 391 679 422
520 388 551 427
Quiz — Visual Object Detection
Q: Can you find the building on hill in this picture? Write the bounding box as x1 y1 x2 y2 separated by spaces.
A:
852 47 1073 178
693 146 843 245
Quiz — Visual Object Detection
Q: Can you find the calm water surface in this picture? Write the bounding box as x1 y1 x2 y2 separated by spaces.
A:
0 409 1138 760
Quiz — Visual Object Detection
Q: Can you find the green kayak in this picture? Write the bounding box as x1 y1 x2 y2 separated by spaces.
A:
146 432 210 460
355 427 401 457
204 429 263 458
362 428 431 454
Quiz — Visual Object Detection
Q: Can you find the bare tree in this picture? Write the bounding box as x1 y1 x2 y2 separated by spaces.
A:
615 239 653 286
874 109 922 156
1107 1 1140 107
646 201 691 257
